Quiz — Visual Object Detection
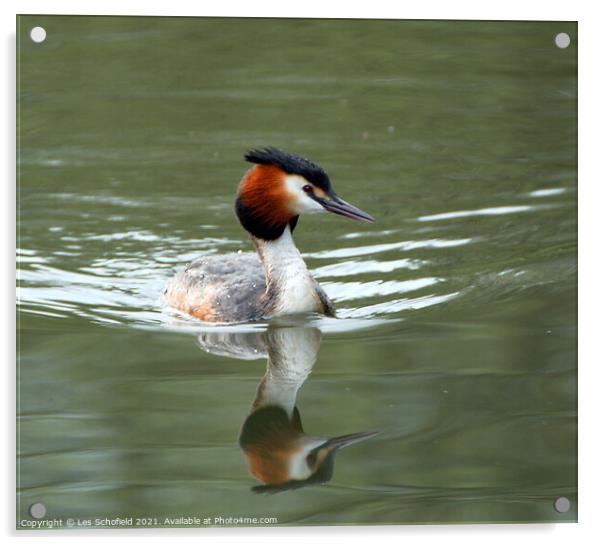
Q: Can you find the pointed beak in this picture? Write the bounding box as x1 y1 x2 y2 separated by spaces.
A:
319 430 379 452
320 194 375 223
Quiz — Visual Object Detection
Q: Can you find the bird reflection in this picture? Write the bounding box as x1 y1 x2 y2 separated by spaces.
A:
197 326 377 493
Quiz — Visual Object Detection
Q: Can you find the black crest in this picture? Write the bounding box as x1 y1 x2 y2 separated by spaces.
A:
245 147 332 192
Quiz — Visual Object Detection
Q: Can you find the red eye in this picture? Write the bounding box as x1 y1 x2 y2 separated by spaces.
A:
302 185 313 193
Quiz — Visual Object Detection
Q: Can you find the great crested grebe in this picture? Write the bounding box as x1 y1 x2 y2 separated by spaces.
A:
163 147 374 323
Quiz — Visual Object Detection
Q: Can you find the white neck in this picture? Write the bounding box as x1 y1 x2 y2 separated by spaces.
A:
254 226 322 317
252 327 321 417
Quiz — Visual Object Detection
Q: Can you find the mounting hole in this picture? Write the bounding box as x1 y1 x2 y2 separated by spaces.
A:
554 33 570 49
554 496 571 513
29 502 47 519
30 26 47 43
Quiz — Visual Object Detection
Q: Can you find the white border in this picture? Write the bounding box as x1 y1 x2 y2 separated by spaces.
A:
4 1 600 544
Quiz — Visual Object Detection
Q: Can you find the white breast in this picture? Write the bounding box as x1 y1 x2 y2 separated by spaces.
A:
257 226 322 317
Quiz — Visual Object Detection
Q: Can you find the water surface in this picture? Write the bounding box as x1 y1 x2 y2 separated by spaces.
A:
17 16 577 526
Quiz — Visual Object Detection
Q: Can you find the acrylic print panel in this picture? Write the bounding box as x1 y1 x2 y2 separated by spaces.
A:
16 15 577 529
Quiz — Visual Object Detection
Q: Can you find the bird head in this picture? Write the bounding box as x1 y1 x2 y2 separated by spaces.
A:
239 404 378 493
235 147 375 241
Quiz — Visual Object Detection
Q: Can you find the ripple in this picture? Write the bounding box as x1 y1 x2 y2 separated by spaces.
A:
323 278 442 302
417 205 535 222
312 258 425 278
305 238 472 259
339 292 460 318
528 187 567 198
16 249 46 264
52 192 150 208
18 227 468 331
340 229 399 240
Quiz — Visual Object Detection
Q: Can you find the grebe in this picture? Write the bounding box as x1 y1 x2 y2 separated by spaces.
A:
163 147 374 323
198 326 378 492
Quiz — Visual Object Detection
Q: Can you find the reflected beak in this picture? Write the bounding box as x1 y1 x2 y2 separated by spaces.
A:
320 195 375 223
319 430 379 452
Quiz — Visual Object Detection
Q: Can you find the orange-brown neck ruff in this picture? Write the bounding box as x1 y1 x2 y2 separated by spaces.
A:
235 165 297 241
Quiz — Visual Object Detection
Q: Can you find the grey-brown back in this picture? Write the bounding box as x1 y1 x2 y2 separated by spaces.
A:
162 252 267 322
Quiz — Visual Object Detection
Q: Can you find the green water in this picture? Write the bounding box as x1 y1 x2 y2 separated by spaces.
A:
17 16 577 527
